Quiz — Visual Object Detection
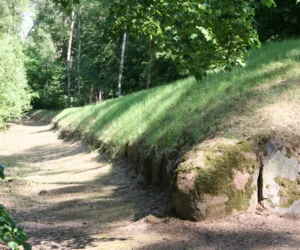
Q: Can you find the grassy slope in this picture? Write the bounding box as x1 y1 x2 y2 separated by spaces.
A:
29 110 60 124
32 40 300 159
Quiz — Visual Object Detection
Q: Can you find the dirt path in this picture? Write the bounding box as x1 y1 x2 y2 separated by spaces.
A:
1 120 300 250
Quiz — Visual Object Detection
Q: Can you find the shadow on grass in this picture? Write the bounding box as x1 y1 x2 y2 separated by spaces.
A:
54 82 191 150
27 110 61 125
52 90 154 131
135 62 295 156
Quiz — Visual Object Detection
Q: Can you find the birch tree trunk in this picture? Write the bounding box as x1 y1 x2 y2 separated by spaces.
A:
99 91 102 102
117 32 127 98
67 10 75 108
77 6 82 99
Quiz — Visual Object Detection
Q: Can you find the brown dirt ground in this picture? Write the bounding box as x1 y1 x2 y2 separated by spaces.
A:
1 119 300 250
222 78 300 159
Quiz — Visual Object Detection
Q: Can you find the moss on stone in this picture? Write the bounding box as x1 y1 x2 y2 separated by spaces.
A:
234 141 254 153
285 147 297 159
193 141 258 214
226 182 256 214
176 162 194 174
182 152 190 162
253 135 270 155
275 177 300 208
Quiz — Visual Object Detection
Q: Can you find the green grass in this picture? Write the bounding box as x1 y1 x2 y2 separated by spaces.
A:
28 110 60 124
36 39 300 159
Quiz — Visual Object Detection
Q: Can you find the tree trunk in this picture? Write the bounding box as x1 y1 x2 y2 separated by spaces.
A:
146 39 153 89
77 6 82 99
117 32 127 98
11 0 15 17
89 86 93 105
99 91 102 102
67 10 75 108
25 22 37 45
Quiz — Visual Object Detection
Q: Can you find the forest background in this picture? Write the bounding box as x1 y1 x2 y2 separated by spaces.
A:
0 0 299 128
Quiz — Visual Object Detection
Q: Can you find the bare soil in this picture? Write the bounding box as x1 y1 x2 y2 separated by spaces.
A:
224 78 300 159
1 119 300 250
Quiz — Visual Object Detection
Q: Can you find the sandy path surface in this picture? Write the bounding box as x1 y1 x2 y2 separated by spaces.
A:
1 120 300 250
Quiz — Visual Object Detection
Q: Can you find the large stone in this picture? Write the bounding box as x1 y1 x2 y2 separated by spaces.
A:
172 138 259 221
262 141 300 211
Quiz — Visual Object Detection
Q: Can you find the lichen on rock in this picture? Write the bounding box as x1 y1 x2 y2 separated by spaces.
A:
275 177 300 208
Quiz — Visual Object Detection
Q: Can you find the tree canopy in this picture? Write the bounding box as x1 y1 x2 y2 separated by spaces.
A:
110 0 276 79
53 0 277 79
2 0 299 123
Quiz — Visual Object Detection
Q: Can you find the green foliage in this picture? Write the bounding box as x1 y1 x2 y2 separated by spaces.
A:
53 0 80 13
25 0 189 109
0 0 32 127
77 0 186 98
35 1 69 42
29 29 56 60
25 0 70 110
110 0 276 80
0 1 12 33
261 0 276 7
0 35 32 128
76 0 119 98
25 0 297 109
33 87 68 110
0 206 31 250
0 167 31 250
0 0 29 35
256 0 300 42
25 48 67 110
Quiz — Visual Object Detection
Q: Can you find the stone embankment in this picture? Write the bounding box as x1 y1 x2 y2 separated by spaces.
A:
172 137 300 221
53 116 300 221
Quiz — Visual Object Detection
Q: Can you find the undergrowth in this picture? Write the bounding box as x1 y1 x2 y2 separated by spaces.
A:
0 165 31 250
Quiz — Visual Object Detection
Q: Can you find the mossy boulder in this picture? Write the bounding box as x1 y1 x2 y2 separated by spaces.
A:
172 138 259 221
261 141 300 212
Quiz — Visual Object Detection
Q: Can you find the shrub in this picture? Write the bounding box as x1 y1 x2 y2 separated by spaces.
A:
0 36 32 128
0 165 31 250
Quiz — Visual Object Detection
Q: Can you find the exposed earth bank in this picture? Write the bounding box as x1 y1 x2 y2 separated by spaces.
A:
1 120 300 249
